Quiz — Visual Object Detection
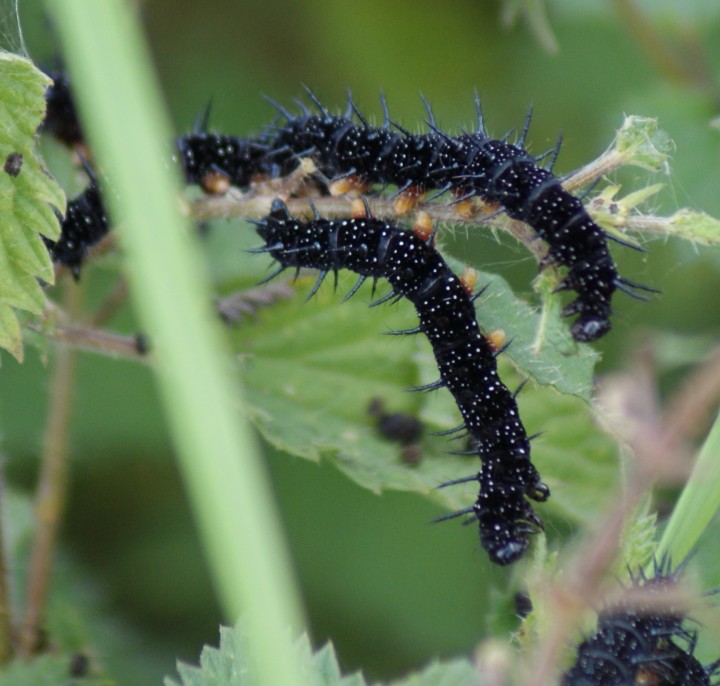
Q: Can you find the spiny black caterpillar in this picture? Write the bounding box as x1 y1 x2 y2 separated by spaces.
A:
45 172 109 278
253 199 549 565
41 73 109 278
562 558 720 686
176 103 268 194
253 91 655 343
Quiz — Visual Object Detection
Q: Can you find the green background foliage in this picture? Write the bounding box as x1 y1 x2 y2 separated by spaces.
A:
2 1 720 684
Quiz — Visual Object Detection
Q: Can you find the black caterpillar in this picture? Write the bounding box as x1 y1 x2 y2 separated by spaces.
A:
255 92 656 343
45 175 109 278
253 199 549 565
41 73 110 278
42 69 84 149
175 104 268 193
562 559 720 686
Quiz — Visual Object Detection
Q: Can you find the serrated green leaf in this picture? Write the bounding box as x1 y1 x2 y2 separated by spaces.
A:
235 278 429 494
0 303 22 359
385 660 481 686
0 53 65 362
167 623 480 686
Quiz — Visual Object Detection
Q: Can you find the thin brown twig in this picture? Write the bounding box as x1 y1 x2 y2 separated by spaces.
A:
216 282 296 325
86 276 129 327
187 143 654 268
30 300 149 363
18 284 82 657
29 321 150 362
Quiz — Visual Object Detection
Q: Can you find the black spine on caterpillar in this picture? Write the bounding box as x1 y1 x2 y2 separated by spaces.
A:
45 178 109 278
254 199 548 565
263 93 653 343
561 558 720 686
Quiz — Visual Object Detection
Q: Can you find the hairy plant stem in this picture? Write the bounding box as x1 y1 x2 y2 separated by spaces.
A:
17 284 81 657
87 277 129 327
187 143 657 266
33 321 148 362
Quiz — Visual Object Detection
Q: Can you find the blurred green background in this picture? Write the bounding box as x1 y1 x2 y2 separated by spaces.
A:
3 1 720 684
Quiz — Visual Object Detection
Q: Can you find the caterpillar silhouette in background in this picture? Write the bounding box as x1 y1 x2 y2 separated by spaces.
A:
252 199 549 565
562 558 720 686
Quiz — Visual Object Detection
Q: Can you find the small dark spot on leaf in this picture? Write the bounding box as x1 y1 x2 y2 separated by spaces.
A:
4 151 22 176
368 398 423 444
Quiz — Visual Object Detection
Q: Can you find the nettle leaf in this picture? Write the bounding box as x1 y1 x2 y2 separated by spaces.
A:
223 221 618 529
0 53 64 362
166 623 479 686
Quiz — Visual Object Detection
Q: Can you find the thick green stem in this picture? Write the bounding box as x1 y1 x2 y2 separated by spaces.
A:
43 2 307 684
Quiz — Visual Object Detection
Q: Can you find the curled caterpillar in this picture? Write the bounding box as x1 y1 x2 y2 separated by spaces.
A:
562 558 720 686
253 199 548 565
260 92 655 342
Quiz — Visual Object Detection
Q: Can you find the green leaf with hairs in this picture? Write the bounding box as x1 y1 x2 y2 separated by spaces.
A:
0 53 64 362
